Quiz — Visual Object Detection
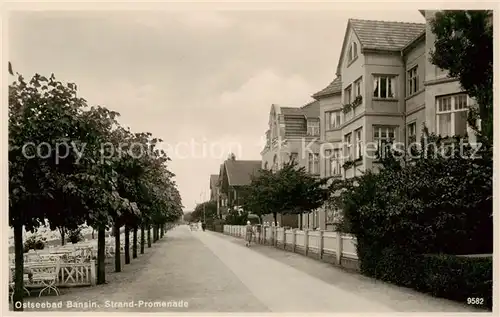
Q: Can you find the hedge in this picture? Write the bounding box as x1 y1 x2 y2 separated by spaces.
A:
359 245 492 310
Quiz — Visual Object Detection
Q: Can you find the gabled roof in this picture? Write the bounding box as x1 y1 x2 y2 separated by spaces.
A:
280 100 320 119
312 76 342 99
224 160 262 186
350 19 426 51
336 18 426 75
209 174 219 189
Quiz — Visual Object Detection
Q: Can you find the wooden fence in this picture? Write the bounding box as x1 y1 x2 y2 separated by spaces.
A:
223 225 359 271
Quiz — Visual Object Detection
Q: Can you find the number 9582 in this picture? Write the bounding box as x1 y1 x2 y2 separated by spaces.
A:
467 297 484 305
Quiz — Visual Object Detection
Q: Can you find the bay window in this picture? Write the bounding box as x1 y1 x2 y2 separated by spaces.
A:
373 75 396 99
436 94 469 137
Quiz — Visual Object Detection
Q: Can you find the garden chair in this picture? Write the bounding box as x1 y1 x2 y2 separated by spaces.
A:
32 260 61 297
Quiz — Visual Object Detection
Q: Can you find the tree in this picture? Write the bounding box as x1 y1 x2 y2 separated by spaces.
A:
8 67 184 309
9 72 98 309
192 201 217 224
430 10 493 142
242 161 330 226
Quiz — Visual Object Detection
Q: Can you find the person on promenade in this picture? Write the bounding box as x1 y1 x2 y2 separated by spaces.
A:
245 221 254 247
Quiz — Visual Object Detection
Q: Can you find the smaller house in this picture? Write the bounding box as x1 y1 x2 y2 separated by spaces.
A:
218 158 261 217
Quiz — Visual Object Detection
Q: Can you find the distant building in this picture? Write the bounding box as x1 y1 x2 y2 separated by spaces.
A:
216 158 261 219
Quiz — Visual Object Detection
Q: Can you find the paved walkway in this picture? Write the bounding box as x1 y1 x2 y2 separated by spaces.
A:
19 225 480 312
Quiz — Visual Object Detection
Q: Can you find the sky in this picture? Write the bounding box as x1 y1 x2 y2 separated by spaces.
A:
8 8 425 211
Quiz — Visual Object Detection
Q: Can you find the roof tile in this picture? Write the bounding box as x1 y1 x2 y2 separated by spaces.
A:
224 160 262 186
350 19 425 51
312 77 342 99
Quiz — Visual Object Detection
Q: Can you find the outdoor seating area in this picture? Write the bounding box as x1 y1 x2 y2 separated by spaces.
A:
8 229 155 301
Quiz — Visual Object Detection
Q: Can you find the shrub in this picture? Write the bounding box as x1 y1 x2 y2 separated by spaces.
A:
24 235 47 252
67 228 84 244
358 246 492 310
334 133 492 309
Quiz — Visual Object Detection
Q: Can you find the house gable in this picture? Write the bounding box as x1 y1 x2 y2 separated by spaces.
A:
336 20 359 76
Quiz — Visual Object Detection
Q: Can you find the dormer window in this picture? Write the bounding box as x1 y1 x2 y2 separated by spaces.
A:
348 42 358 63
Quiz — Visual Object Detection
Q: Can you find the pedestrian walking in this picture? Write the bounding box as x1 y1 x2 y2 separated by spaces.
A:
245 221 254 247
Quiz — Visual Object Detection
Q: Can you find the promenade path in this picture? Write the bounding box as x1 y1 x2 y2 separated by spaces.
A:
19 225 480 312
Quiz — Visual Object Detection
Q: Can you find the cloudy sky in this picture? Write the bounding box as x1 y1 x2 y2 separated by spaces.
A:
8 7 425 211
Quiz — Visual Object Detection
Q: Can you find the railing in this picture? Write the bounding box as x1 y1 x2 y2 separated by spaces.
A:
223 225 358 268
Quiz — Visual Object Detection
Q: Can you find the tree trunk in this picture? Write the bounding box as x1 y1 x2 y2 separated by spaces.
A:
273 212 277 226
13 223 24 311
153 225 158 242
124 225 130 264
97 228 106 285
147 225 152 248
59 227 66 246
140 225 145 254
114 222 121 272
160 224 164 238
92 228 95 240
132 226 138 259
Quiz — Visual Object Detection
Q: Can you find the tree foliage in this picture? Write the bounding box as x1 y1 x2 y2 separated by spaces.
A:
241 161 330 224
334 132 492 255
430 10 493 141
192 200 218 223
8 68 183 310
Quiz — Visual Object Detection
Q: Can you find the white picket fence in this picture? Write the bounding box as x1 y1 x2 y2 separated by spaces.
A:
223 225 358 269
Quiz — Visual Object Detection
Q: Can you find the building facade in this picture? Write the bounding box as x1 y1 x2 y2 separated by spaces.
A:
260 101 322 228
312 10 478 231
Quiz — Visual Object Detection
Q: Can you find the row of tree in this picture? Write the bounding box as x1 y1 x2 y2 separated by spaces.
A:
8 66 183 310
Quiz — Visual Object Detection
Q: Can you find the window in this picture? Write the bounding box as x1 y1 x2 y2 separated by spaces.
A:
344 133 352 160
308 153 319 174
373 75 396 99
307 120 320 136
324 149 332 176
348 42 358 63
324 149 342 177
355 128 363 160
325 111 342 130
355 78 362 97
436 94 469 137
344 85 352 104
373 126 396 157
407 66 419 96
332 149 342 176
407 122 417 143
